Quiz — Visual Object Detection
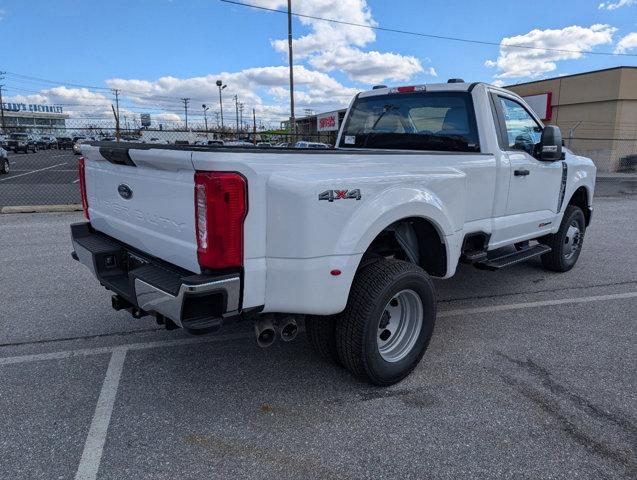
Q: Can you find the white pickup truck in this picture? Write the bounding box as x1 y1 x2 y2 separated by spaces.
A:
71 80 596 385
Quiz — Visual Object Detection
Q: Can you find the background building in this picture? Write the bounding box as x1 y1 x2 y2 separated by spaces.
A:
507 66 637 172
292 109 347 145
1 102 69 133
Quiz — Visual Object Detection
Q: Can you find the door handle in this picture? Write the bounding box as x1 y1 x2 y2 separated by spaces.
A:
514 169 530 177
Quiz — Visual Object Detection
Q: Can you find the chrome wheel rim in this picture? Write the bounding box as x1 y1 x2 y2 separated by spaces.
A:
377 289 423 363
564 222 582 260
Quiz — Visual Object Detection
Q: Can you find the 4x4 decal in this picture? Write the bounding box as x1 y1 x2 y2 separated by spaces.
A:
318 189 362 202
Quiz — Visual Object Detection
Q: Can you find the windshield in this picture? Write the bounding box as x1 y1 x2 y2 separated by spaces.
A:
339 91 480 152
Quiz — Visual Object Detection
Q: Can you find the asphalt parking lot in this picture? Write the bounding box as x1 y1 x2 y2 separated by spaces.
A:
1 197 636 479
0 149 81 208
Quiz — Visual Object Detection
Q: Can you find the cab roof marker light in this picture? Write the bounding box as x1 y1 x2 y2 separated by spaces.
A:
389 85 427 94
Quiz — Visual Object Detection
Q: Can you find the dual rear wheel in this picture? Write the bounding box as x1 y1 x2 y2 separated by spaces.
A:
306 258 436 386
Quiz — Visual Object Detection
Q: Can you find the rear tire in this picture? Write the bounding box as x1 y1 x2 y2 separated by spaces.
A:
540 205 586 272
335 258 436 386
0 158 9 174
305 315 340 363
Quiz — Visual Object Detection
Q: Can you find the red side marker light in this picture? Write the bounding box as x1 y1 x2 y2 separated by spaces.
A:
330 269 342 276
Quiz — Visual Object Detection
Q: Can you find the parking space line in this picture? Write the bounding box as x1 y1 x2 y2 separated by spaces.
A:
74 348 127 480
0 292 635 368
0 332 252 366
439 291 637 318
0 162 67 182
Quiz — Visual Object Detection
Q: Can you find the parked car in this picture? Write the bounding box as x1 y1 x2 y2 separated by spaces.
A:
0 146 9 174
56 137 74 149
207 140 224 146
294 141 330 149
257 142 272 148
36 135 58 149
72 80 596 386
224 140 255 148
6 133 38 153
274 142 291 148
73 139 90 155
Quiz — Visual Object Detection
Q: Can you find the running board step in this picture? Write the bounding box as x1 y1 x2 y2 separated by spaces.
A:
475 245 551 271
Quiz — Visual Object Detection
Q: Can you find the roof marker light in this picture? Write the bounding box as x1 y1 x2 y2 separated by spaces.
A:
389 85 427 94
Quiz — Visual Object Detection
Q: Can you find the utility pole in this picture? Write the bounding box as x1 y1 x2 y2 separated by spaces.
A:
0 72 6 133
287 0 295 137
234 95 239 134
253 108 257 146
181 98 190 130
239 103 244 131
112 89 121 141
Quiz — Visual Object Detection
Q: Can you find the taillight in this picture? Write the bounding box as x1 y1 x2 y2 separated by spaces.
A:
78 156 89 219
194 172 247 270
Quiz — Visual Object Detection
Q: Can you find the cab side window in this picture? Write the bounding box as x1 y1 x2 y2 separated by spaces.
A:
498 97 542 155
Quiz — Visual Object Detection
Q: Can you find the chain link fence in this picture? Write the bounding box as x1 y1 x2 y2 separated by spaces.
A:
0 122 635 209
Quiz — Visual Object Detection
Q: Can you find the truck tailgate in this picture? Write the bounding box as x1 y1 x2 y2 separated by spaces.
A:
83 145 200 273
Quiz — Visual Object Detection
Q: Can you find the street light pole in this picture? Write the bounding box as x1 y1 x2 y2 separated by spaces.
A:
202 104 209 132
216 80 226 131
287 0 295 137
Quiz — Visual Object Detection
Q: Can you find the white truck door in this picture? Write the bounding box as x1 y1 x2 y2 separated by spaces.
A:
491 95 562 244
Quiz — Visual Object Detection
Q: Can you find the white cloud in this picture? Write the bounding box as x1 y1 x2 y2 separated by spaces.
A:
309 47 423 83
614 32 637 52
106 65 359 122
255 0 376 57
250 0 424 84
599 0 636 10
485 24 616 79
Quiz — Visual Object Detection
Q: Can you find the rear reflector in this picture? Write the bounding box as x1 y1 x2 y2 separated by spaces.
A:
194 172 247 270
78 157 89 219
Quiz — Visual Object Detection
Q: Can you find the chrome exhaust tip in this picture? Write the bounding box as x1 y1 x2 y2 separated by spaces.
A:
255 316 276 348
279 317 298 342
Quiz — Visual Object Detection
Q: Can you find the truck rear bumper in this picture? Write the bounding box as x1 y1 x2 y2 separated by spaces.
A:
70 222 240 331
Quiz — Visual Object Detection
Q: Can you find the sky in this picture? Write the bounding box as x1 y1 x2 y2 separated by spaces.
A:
1 0 636 127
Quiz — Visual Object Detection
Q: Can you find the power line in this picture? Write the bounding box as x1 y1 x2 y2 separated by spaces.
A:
220 0 637 57
4 71 111 90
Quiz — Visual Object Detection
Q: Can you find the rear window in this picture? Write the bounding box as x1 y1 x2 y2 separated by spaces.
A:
339 91 480 152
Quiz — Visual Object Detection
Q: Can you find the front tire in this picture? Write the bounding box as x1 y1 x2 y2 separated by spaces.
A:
540 205 586 272
335 258 436 386
0 158 9 174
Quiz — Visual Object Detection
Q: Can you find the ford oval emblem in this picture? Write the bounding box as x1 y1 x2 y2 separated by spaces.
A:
117 184 133 200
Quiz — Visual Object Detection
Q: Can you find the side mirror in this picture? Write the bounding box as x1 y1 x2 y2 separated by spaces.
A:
538 125 564 161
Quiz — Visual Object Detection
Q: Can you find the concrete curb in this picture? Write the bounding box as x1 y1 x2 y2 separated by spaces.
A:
0 204 83 214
